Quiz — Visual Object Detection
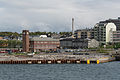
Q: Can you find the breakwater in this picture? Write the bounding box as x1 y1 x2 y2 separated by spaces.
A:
0 54 115 64
0 59 99 64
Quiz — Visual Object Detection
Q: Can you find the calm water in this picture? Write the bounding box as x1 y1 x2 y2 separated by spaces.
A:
0 62 120 80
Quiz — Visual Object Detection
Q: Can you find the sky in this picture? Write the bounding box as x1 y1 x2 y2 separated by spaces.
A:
0 0 120 32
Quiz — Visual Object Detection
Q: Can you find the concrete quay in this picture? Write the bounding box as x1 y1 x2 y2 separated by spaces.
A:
0 54 115 64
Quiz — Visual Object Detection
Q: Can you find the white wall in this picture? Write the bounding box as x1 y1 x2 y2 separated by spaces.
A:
88 39 99 48
106 23 116 43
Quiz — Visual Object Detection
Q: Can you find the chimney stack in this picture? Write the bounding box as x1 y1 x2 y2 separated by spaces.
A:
72 18 74 35
22 30 29 52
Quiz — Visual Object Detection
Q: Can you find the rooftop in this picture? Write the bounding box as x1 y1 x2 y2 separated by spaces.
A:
60 38 92 42
30 37 59 41
75 29 93 32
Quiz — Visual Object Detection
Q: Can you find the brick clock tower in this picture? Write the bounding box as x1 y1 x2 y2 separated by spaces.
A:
22 30 29 52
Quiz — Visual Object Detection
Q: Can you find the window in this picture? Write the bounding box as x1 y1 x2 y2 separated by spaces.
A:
45 42 47 43
40 42 43 43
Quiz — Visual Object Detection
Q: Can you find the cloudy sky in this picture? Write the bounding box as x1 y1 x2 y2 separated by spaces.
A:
0 0 120 32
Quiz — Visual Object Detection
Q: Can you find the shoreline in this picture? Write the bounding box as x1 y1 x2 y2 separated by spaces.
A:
0 54 116 64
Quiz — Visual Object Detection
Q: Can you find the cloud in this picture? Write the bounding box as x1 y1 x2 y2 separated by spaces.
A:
0 0 120 32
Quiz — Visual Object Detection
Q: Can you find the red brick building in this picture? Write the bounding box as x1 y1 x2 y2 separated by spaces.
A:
29 37 60 52
112 31 120 43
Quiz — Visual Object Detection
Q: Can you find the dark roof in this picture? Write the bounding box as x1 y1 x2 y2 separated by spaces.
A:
60 38 89 42
75 29 93 32
60 38 76 41
100 18 120 23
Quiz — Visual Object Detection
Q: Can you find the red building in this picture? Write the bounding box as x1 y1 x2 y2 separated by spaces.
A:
29 37 60 52
22 30 29 52
112 31 120 43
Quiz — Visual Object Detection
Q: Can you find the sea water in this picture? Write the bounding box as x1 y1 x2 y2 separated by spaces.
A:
0 62 120 80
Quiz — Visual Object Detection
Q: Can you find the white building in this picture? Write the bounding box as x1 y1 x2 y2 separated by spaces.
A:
39 35 47 38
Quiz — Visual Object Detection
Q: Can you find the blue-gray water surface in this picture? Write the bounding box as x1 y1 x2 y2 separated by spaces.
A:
0 62 120 80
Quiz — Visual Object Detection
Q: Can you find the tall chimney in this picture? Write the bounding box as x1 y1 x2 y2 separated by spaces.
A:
22 30 29 52
72 18 74 35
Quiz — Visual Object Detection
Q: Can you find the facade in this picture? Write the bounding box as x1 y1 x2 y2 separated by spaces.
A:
88 39 99 48
72 39 88 48
94 23 116 43
74 29 94 39
60 38 99 49
111 31 120 43
22 30 29 52
30 37 60 52
0 37 4 40
0 42 8 47
60 38 74 49
100 17 120 31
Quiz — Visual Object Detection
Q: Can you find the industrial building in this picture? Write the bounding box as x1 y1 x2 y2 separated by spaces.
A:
29 37 60 52
60 38 99 49
22 30 60 52
60 38 74 49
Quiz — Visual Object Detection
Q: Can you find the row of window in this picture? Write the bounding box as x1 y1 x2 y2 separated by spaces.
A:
30 45 58 48
113 35 120 38
35 45 57 47
113 34 120 35
113 39 120 41
34 41 59 44
34 45 57 48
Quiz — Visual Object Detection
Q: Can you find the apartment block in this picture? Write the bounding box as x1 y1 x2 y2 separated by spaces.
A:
100 17 120 31
94 23 116 44
74 29 94 39
111 31 120 43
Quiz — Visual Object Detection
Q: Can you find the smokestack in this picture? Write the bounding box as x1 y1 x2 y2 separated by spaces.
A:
72 18 74 35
